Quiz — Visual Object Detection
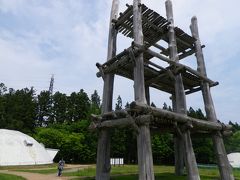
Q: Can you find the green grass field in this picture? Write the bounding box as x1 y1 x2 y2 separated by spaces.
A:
63 165 240 180
2 164 240 180
0 173 26 180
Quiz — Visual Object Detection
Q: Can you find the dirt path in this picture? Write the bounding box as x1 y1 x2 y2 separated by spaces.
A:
0 164 92 180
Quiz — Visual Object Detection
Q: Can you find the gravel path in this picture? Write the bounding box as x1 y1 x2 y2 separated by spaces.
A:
0 164 92 180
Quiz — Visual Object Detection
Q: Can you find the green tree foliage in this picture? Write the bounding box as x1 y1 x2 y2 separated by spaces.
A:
125 102 130 109
52 92 68 124
0 86 37 134
90 90 101 115
187 107 215 164
36 91 52 126
115 95 122 110
67 89 90 122
150 102 156 107
1 82 239 165
225 131 240 153
34 120 97 163
152 134 174 164
228 121 240 132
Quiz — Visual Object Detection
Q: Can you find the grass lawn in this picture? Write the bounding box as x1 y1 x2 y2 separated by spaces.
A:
13 168 58 174
64 165 240 180
0 164 59 174
0 173 26 180
2 164 240 180
0 163 57 170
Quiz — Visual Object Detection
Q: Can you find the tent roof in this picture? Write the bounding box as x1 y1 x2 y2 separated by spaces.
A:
0 129 58 166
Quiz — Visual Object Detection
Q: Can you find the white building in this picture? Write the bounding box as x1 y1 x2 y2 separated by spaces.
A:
227 152 240 168
0 129 58 166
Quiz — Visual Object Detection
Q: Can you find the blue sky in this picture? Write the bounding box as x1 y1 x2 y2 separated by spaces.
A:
0 0 239 123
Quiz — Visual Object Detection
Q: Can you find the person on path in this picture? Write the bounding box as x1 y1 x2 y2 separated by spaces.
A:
57 158 65 176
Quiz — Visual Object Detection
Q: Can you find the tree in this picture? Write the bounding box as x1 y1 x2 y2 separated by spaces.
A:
163 102 168 110
0 83 7 95
225 131 240 153
67 89 90 122
115 95 122 110
150 102 156 107
151 133 174 164
0 84 6 127
90 90 101 115
36 91 52 126
35 120 97 163
125 102 130 109
91 90 101 108
3 87 37 134
52 92 68 124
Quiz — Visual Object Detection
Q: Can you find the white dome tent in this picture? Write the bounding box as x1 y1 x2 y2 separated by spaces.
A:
227 153 240 168
0 129 58 166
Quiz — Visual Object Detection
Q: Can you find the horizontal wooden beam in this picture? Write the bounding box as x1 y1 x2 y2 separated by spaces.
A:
89 117 136 130
133 44 217 86
130 101 232 131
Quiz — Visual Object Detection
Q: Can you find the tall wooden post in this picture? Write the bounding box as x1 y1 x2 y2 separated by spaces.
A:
165 1 200 179
96 1 119 179
190 16 234 180
133 0 155 179
145 86 150 105
172 94 185 175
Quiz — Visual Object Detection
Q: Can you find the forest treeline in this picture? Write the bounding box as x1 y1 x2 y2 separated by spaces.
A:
0 82 239 165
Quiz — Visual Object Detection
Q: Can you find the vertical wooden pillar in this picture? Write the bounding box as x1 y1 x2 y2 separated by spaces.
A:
190 16 234 180
145 85 150 105
165 1 200 179
133 0 155 179
172 94 185 176
96 1 119 179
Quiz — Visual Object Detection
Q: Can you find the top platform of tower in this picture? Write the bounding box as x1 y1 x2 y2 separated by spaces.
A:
113 4 196 58
96 3 218 95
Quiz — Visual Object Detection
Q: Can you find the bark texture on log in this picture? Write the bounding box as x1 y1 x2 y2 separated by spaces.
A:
166 1 200 179
133 0 146 104
172 95 185 175
133 0 154 179
96 1 119 179
130 101 229 131
191 16 234 180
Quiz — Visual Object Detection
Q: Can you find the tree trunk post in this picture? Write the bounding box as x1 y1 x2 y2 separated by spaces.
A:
145 85 150 105
172 94 185 175
190 16 234 180
165 1 200 179
96 1 119 179
133 0 155 179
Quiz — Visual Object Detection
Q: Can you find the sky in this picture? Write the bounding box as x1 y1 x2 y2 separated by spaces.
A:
0 0 239 123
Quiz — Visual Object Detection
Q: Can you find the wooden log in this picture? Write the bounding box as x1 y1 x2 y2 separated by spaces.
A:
96 1 119 179
133 0 155 179
130 101 229 131
190 16 234 180
179 45 205 60
172 94 185 175
133 43 217 86
142 47 217 86
183 130 201 180
145 85 150 105
101 110 128 120
90 117 135 129
165 1 200 179
135 115 152 125
133 0 147 104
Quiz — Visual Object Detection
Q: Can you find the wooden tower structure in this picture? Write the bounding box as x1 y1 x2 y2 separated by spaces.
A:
91 0 234 179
